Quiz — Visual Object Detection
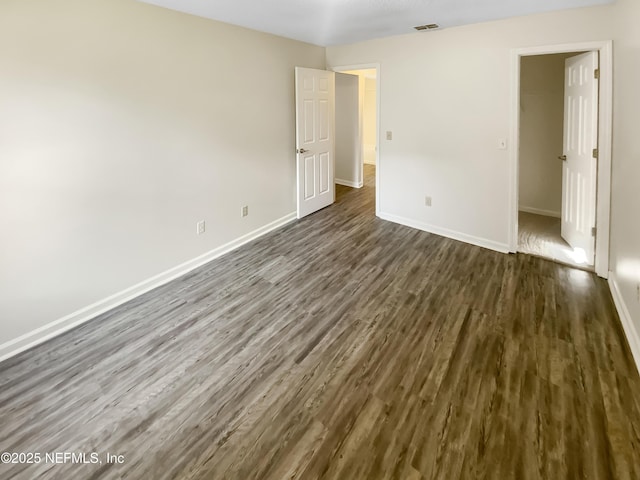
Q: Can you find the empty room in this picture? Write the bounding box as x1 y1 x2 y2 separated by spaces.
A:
1 0 639 479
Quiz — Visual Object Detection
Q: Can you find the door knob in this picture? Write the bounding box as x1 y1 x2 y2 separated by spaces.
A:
558 155 567 161
297 148 309 154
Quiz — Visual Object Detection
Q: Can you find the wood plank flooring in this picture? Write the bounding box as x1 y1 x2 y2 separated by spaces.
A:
1 165 640 479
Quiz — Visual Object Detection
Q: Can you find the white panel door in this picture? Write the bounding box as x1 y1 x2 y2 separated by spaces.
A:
561 51 599 265
295 67 335 219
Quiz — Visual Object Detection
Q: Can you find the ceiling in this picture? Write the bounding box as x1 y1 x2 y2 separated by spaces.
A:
138 0 615 47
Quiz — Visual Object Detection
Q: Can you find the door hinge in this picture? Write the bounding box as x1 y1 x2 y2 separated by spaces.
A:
594 68 600 79
592 148 599 159
592 226 597 237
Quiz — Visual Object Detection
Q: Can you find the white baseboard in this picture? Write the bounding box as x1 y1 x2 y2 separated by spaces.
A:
335 178 363 188
0 212 297 363
519 206 561 218
378 212 510 254
608 272 640 375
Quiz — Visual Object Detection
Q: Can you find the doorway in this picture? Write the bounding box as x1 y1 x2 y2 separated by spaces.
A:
333 64 380 215
518 52 593 269
508 42 613 278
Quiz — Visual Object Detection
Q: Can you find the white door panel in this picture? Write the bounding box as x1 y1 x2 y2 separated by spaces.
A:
319 152 330 193
561 51 599 266
295 67 335 219
304 154 315 199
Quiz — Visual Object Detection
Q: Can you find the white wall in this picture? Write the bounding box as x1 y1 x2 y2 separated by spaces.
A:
335 73 361 186
519 54 569 217
363 77 377 165
0 0 325 349
610 0 640 361
326 5 614 251
2 0 638 367
327 1 640 366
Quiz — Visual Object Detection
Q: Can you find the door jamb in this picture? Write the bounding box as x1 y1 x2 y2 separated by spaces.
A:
331 63 381 217
508 41 613 278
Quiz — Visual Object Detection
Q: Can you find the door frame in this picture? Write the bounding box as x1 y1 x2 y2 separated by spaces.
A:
331 63 381 216
508 41 613 278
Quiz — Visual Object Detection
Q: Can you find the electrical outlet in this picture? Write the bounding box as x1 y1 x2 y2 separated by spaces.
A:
241 206 249 217
386 131 393 141
196 220 205 235
425 196 432 207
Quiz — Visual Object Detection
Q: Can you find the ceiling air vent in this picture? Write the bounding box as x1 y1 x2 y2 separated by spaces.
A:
414 24 440 31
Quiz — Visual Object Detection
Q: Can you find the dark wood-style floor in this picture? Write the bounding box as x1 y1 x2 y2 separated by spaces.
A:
1 165 640 479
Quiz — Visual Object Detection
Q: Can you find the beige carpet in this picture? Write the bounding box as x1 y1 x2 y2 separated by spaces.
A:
518 211 593 269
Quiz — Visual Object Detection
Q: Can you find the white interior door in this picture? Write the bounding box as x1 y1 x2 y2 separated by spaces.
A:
561 51 599 265
295 67 335 219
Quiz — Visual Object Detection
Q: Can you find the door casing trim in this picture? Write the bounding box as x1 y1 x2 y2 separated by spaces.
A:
331 63 381 216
